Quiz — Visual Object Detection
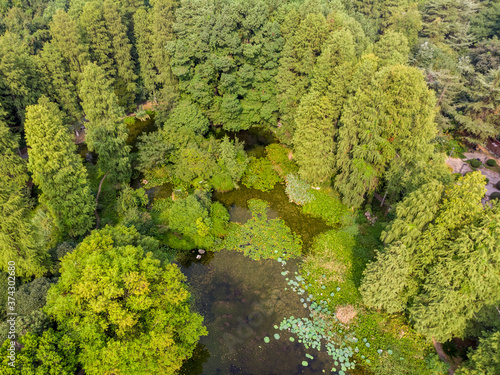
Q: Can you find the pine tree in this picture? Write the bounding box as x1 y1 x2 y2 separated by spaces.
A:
293 91 336 184
0 31 44 127
275 10 329 143
133 8 156 100
79 62 131 185
24 99 95 237
361 172 491 342
457 331 500 375
49 9 89 83
335 65 438 208
373 30 410 68
103 0 137 110
38 41 82 124
79 1 116 79
0 118 48 277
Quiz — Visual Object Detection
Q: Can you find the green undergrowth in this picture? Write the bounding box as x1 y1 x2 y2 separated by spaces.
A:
302 189 352 227
265 202 441 374
86 164 118 227
266 143 298 179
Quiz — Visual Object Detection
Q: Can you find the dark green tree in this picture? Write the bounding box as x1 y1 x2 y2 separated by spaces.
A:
79 62 131 185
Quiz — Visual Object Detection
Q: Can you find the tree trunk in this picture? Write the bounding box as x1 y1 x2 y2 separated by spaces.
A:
94 171 109 229
432 337 454 375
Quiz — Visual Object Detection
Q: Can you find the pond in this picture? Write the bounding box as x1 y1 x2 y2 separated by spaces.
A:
178 250 334 375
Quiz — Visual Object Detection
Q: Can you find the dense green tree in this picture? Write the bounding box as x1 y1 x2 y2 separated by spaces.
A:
0 31 43 126
79 62 131 185
275 10 329 142
335 65 438 208
361 173 494 342
79 1 116 78
164 100 209 135
457 331 500 375
45 225 207 374
293 92 336 184
25 100 95 236
0 120 47 277
38 41 82 125
103 0 137 109
0 329 79 374
470 0 500 40
214 135 249 189
373 30 409 67
49 10 89 83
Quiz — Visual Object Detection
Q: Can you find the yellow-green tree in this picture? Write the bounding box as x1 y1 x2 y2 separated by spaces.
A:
45 225 207 375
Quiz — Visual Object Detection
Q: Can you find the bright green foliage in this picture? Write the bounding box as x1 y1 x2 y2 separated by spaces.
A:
285 174 313 205
0 329 79 375
165 100 210 135
223 199 302 260
373 31 410 67
410 201 500 341
302 190 350 227
214 136 249 190
242 157 281 192
170 0 283 131
0 32 43 126
38 42 82 124
0 121 47 277
335 65 438 208
361 173 496 341
293 91 337 184
49 10 89 83
45 225 207 374
103 0 137 110
265 144 298 179
293 28 359 183
134 0 177 103
79 1 116 79
80 62 131 185
457 331 500 375
275 10 329 142
116 187 149 217
169 143 219 188
25 100 95 237
154 193 229 250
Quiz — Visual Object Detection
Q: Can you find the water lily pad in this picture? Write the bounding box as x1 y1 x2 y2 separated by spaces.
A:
264 337 270 343
289 337 295 342
274 333 280 340
302 361 308 366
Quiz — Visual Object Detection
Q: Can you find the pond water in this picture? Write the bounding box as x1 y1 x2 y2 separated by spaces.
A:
178 250 335 375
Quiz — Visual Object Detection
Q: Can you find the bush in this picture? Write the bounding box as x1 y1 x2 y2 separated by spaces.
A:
496 181 500 190
302 190 350 227
242 157 281 192
285 174 313 205
486 159 497 166
266 144 298 179
470 159 481 168
222 199 302 260
490 192 500 200
453 173 462 181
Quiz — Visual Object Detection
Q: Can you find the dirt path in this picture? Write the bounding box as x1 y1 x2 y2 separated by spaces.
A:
446 151 500 197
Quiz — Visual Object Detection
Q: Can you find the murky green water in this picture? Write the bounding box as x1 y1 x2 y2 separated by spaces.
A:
178 250 334 375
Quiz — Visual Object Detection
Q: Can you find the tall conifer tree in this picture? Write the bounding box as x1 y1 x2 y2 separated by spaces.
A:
79 63 131 185
25 99 95 237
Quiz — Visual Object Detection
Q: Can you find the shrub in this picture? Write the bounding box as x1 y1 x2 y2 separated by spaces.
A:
470 159 481 168
222 199 302 260
486 159 497 166
302 190 350 227
496 181 500 190
285 174 313 205
266 144 298 179
242 157 281 192
453 173 462 181
490 192 500 200
210 172 235 192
